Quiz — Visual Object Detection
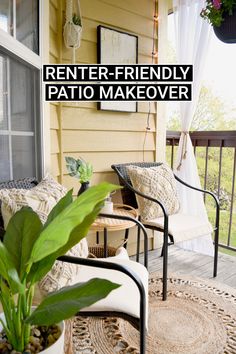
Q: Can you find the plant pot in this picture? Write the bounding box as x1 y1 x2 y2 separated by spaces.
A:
77 181 90 196
63 22 82 48
0 312 65 354
213 9 236 43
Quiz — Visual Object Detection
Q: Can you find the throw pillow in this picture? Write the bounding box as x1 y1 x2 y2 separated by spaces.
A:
0 174 89 293
0 174 67 228
127 163 180 221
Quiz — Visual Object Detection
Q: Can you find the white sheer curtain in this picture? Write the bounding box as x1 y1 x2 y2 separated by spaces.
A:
173 0 214 256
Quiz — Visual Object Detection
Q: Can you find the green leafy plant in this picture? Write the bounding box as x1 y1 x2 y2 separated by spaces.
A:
72 13 81 26
65 156 93 183
0 182 120 352
200 0 236 27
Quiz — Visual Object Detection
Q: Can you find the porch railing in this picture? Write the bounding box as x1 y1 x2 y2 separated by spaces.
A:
166 130 236 253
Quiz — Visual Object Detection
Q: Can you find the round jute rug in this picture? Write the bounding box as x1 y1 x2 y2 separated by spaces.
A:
71 273 236 353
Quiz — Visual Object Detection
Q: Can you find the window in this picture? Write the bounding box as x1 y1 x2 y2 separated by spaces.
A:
0 0 39 54
0 1 41 182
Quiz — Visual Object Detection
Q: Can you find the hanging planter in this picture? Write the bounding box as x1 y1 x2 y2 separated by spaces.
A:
63 0 83 62
213 9 236 43
200 1 236 44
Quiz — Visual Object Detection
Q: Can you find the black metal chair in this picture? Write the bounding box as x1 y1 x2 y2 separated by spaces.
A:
111 162 220 301
0 177 148 353
59 255 146 353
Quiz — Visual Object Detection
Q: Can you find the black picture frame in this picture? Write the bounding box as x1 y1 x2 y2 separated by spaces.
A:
97 25 138 113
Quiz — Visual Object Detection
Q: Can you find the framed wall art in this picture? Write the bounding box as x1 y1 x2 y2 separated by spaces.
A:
97 25 138 113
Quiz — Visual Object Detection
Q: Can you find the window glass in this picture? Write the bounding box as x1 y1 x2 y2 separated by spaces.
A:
0 0 13 35
16 0 39 54
0 51 40 182
0 0 39 54
0 56 8 130
0 136 10 182
10 59 35 131
12 136 36 179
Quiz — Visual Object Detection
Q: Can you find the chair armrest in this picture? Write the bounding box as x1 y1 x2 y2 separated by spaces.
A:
57 255 146 333
58 255 145 296
174 174 220 209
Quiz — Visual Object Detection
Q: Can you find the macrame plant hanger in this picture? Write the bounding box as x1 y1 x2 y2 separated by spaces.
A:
63 0 82 63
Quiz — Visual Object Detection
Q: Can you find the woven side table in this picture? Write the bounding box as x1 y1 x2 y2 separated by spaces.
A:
90 204 138 257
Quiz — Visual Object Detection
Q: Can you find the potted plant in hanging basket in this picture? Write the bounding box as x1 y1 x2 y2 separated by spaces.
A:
65 156 93 195
0 183 120 353
63 12 82 49
200 0 236 43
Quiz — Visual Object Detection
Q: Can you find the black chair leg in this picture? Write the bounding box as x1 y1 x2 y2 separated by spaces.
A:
162 225 168 301
214 228 219 277
139 282 146 354
104 228 108 258
96 231 99 244
124 229 129 249
213 206 220 277
136 225 141 263
160 235 173 257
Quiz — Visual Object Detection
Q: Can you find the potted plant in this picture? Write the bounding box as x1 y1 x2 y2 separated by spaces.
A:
72 13 82 27
200 0 236 43
0 182 120 353
65 156 93 195
63 12 82 49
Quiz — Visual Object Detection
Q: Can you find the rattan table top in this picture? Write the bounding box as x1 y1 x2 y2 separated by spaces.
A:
90 204 138 232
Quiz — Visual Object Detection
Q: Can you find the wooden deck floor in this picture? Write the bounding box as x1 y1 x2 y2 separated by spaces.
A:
132 246 236 288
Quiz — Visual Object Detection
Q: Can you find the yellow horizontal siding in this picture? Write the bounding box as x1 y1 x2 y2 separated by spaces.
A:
49 3 58 33
62 130 155 152
51 153 60 177
50 104 59 129
50 130 60 154
50 29 59 59
65 0 155 38
62 151 155 174
62 107 156 131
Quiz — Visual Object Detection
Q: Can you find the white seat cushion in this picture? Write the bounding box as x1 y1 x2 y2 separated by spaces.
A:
72 258 149 327
144 213 213 243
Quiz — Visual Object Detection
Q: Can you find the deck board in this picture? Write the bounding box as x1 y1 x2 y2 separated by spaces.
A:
131 246 236 288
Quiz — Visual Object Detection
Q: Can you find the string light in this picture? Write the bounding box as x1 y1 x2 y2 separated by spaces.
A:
143 0 158 161
151 0 158 60
153 15 159 22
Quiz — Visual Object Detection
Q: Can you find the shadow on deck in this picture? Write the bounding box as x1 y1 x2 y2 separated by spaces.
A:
133 246 236 288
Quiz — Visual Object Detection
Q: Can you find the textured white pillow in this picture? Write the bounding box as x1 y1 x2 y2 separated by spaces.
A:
0 174 67 228
127 163 180 221
0 174 89 293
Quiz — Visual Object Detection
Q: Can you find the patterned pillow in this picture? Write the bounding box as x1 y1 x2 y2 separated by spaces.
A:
0 174 89 293
127 163 180 221
0 174 67 228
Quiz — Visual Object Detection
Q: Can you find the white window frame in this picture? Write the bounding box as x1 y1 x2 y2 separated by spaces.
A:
0 0 44 179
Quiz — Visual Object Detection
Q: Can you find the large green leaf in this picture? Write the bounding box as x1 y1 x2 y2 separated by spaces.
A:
25 278 120 326
44 189 73 227
3 207 43 280
0 242 23 293
27 201 103 284
29 183 120 265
